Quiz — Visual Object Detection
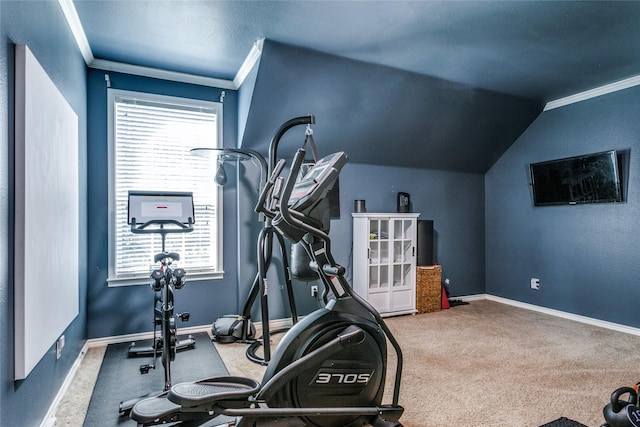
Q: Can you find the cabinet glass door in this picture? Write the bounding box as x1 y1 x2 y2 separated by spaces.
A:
392 219 414 288
368 218 389 291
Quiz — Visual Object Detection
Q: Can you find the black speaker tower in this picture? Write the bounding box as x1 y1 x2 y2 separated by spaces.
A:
417 220 434 266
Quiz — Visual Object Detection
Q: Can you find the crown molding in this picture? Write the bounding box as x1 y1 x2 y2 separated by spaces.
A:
58 0 94 64
89 58 236 89
58 0 259 90
544 73 640 111
234 38 264 88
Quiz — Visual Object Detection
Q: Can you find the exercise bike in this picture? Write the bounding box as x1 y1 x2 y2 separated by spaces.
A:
129 144 405 426
119 191 196 415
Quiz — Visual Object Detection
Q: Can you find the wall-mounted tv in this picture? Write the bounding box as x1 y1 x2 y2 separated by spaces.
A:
530 150 623 206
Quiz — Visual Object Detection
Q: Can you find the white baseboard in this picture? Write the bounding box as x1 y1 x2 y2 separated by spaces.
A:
86 323 212 348
454 293 487 302
40 341 90 427
83 317 297 349
252 317 294 336
456 293 640 337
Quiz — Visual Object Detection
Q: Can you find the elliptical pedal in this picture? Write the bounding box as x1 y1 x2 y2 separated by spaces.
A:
129 391 181 425
130 377 261 425
169 376 261 407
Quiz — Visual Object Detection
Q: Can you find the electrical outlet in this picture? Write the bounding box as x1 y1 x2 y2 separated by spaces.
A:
311 285 318 298
530 278 540 290
56 335 65 359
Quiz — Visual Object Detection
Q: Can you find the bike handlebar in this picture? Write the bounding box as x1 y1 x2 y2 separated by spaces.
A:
130 218 194 235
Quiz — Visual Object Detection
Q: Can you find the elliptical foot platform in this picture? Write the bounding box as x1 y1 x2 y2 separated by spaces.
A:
169 376 261 407
129 391 181 425
131 377 261 425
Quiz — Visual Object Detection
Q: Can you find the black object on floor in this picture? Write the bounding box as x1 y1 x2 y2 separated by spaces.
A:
84 332 232 426
539 417 589 427
448 299 470 307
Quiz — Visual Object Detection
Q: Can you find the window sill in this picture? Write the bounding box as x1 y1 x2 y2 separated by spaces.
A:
107 270 224 287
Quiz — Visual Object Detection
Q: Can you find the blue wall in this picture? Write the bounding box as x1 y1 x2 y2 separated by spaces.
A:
486 86 640 327
86 70 241 338
233 40 493 322
332 163 485 297
234 158 486 322
0 1 88 425
240 40 542 173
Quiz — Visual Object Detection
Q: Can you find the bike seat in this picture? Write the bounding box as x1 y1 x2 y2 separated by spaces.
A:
154 252 180 263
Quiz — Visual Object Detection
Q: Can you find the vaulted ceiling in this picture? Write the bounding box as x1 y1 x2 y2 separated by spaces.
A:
71 0 640 172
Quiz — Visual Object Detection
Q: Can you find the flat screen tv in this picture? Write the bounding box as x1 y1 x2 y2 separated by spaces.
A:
530 150 623 206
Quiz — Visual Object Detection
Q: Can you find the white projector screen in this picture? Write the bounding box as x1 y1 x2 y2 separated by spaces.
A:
14 44 79 380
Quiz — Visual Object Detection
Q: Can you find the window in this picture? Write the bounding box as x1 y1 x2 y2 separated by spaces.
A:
107 89 223 285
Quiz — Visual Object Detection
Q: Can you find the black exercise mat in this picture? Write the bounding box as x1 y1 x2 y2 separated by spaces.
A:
539 417 589 427
85 332 232 426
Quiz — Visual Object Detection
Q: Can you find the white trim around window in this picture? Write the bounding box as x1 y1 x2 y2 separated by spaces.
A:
107 89 224 286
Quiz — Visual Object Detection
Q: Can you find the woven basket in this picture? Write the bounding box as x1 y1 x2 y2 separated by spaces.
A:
416 265 442 313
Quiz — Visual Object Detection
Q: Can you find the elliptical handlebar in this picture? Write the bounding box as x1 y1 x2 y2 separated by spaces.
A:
268 115 315 174
276 149 304 220
254 158 286 219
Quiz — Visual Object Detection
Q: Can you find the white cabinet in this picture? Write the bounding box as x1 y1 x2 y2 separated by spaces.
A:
352 213 419 317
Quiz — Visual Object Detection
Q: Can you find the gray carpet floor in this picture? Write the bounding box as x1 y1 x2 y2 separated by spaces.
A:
55 300 640 426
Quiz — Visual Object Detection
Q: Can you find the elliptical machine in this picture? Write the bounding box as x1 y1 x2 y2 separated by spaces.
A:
119 191 196 415
129 142 405 426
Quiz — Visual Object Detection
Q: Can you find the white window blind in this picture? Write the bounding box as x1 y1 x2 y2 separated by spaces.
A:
108 89 223 285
